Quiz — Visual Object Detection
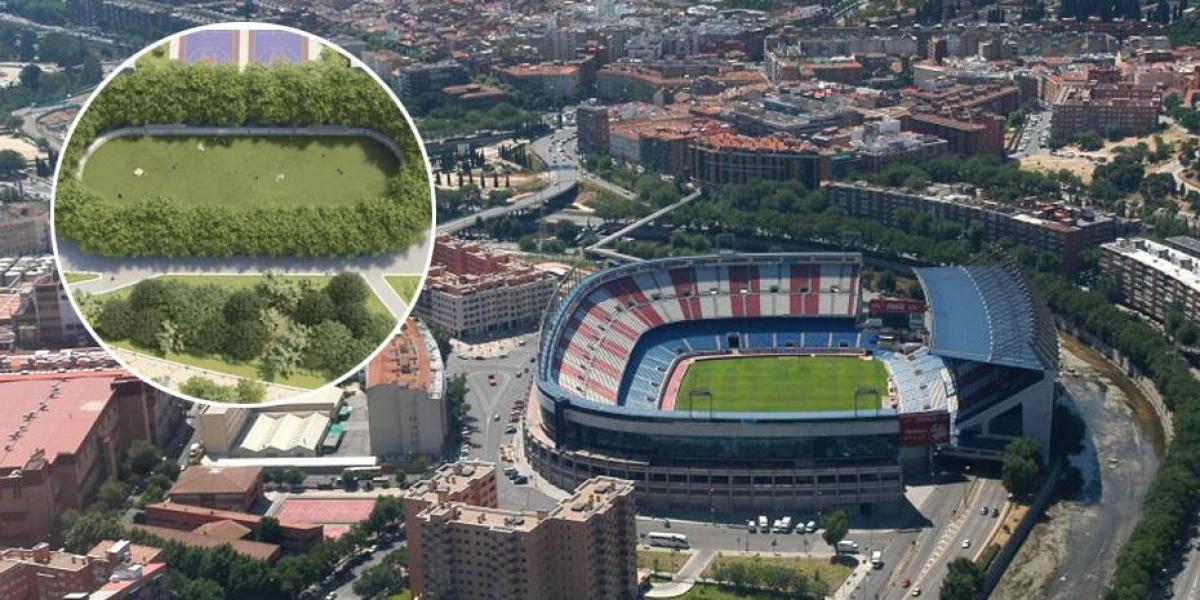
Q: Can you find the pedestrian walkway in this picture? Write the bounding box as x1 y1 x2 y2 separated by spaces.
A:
644 548 714 598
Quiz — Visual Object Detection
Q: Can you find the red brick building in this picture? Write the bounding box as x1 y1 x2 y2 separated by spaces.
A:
905 109 1005 155
0 373 181 547
0 540 169 600
167 465 265 512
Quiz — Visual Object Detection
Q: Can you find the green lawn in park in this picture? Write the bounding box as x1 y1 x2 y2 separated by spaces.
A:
96 273 393 389
675 355 887 413
701 555 852 594
64 271 100 284
385 274 423 305
80 135 398 209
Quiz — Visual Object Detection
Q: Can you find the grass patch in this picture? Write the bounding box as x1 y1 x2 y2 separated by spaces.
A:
111 339 329 389
676 355 887 413
703 555 852 593
385 274 423 305
81 135 398 209
64 271 100 284
666 582 788 599
638 549 691 574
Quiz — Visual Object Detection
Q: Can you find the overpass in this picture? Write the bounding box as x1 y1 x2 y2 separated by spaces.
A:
437 127 579 234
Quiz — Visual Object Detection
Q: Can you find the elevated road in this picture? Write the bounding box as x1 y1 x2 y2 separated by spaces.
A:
437 127 578 234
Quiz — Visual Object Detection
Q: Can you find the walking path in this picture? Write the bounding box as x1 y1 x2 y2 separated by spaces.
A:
116 346 315 400
59 237 431 320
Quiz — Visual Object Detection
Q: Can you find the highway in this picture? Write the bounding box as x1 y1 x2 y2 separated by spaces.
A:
437 126 579 234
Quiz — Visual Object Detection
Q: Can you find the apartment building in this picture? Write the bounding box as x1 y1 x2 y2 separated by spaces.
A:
414 236 560 339
1100 237 1200 324
688 131 832 189
11 272 89 349
497 64 582 100
0 217 47 257
366 317 447 458
0 540 169 600
828 181 1120 270
576 102 611 156
402 461 638 600
905 109 1005 155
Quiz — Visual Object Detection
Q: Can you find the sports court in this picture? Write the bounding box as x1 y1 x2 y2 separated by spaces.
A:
674 354 888 413
274 497 376 539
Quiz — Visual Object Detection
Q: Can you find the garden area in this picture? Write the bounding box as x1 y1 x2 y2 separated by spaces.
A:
55 51 432 258
84 272 393 398
80 135 399 209
385 274 423 305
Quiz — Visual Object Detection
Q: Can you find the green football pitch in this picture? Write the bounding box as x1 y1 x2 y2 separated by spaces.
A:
675 355 888 413
80 135 398 209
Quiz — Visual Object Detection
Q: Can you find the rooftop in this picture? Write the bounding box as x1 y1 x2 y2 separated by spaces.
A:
914 263 1057 372
0 372 129 472
1104 237 1200 295
366 317 442 396
403 460 495 506
168 465 262 497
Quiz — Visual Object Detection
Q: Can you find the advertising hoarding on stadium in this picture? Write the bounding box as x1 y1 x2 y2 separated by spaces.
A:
899 410 951 446
869 298 928 314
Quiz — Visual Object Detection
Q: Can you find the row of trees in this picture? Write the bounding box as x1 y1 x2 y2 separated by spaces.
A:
58 52 430 258
179 376 267 404
66 483 407 599
88 273 391 393
1034 273 1200 600
57 181 431 258
706 556 831 599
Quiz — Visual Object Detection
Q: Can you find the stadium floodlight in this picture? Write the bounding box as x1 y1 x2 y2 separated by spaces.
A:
854 386 881 417
689 387 712 419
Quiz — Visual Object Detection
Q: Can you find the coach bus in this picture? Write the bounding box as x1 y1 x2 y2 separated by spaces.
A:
647 532 689 549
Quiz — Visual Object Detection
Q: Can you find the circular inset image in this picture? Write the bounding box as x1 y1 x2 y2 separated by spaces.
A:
50 23 435 406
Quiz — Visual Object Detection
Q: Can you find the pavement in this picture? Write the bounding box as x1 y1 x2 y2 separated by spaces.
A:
59 237 431 321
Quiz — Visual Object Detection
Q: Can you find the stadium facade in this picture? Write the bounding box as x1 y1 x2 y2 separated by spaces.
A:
524 253 1058 513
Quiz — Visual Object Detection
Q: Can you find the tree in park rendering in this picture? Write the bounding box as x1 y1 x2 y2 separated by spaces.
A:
820 509 849 547
1001 437 1044 500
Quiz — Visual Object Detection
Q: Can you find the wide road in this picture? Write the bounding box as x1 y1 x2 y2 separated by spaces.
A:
447 332 558 512
437 126 579 234
875 476 1007 599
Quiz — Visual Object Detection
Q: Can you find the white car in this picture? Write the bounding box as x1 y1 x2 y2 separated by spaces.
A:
961 539 971 549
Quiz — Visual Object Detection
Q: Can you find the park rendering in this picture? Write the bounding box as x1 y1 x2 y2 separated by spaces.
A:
51 26 435 403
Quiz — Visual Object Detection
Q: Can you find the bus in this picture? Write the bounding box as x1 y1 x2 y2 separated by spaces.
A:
647 532 689 549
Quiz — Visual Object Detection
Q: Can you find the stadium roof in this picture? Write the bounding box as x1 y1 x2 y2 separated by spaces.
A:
914 264 1057 372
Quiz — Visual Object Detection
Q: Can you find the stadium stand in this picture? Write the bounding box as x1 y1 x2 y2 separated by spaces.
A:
547 255 863 406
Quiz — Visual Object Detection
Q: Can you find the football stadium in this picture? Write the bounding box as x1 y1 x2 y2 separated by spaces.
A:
524 253 1058 512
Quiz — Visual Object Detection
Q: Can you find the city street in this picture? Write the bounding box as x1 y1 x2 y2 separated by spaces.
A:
1010 108 1052 158
447 332 558 511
